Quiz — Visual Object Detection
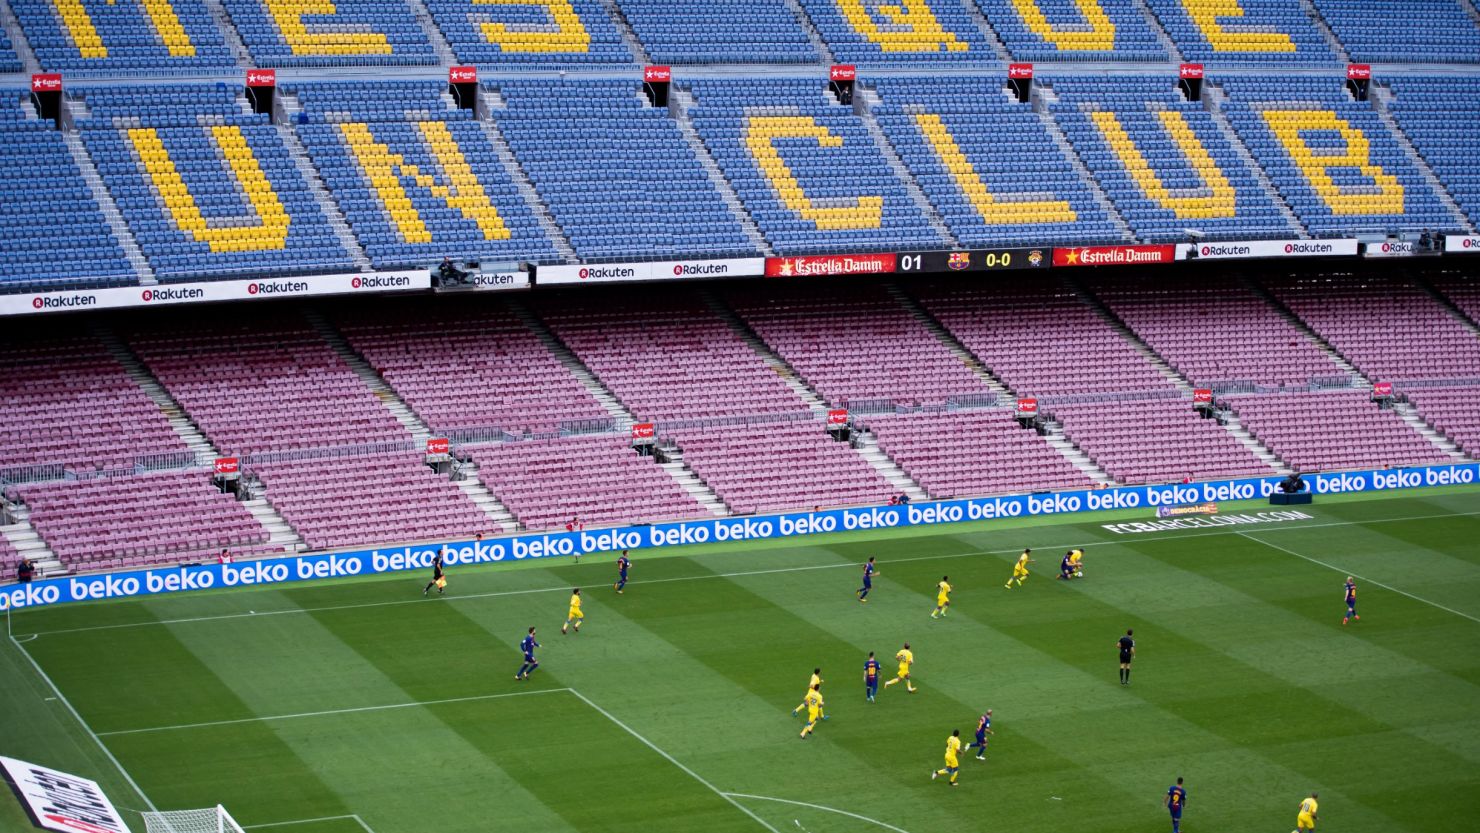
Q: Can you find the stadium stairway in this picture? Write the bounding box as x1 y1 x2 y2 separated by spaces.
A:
0 0 37 72
507 300 635 430
62 130 154 283
1370 86 1478 234
200 0 250 65
404 0 459 65
599 0 651 64
1132 0 1184 62
961 0 1012 62
450 459 520 533
698 289 827 415
1035 87 1134 242
671 88 772 257
1390 399 1470 461
1037 414 1119 486
1 504 62 576
653 449 729 516
274 96 372 271
1296 0 1351 62
1217 409 1291 474
95 327 217 467
1202 84 1306 238
850 430 931 502
881 283 1012 401
857 87 961 249
781 0 835 63
475 104 579 263
1245 277 1367 381
1070 279 1193 394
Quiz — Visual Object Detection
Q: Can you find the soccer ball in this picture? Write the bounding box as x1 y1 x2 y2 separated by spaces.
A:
1074 570 1083 578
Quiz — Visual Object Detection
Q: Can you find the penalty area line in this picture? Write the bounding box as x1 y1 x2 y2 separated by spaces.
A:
1237 532 1480 625
568 688 781 833
724 793 913 833
243 815 377 832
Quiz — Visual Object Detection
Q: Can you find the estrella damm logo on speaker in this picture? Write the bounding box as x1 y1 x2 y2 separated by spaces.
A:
947 252 970 270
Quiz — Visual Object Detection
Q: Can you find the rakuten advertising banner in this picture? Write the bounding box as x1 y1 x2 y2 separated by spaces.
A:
764 253 897 277
1053 245 1177 267
458 271 528 291
4 463 1474 612
1363 240 1421 258
1 271 430 317
537 258 764 285
1193 239 1359 260
0 756 132 833
1446 235 1480 253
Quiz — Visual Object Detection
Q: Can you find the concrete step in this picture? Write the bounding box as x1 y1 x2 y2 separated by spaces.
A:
1072 282 1193 393
657 455 728 516
1394 402 1470 461
1244 277 1368 383
701 290 828 413
884 283 1011 400
857 93 958 248
1370 89 1476 234
242 498 306 552
1042 421 1117 485
454 462 521 533
303 310 433 442
96 327 220 466
1219 411 1291 475
2 521 63 576
508 300 634 428
852 433 929 502
64 132 156 283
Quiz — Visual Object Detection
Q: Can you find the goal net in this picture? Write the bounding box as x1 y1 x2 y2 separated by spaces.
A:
139 805 246 833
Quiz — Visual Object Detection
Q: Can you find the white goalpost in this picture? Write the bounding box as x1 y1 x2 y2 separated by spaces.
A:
139 805 247 833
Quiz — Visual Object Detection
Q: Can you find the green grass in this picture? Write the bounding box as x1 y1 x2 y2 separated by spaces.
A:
3 488 1479 833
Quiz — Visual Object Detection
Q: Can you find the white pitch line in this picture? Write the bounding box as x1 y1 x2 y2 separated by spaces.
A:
8 635 158 812
568 688 781 833
724 793 913 833
22 508 1480 638
97 687 571 737
1237 532 1480 625
243 815 361 829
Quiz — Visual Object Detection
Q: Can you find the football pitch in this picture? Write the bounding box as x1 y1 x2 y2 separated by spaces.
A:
3 488 1478 833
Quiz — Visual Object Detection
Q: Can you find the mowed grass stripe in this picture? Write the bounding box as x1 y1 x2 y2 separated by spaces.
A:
301 585 776 833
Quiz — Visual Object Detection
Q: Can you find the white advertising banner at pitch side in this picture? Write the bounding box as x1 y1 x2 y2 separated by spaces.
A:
0 271 431 317
537 258 765 285
0 756 132 833
1193 239 1359 260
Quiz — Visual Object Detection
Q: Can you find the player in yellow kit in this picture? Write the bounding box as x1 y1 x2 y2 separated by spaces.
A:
883 642 917 693
1294 792 1319 832
799 685 824 739
792 668 826 721
932 729 962 786
561 588 583 634
931 576 952 618
1005 548 1033 589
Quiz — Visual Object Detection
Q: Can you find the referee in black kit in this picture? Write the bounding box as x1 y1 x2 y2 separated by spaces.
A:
1117 629 1135 685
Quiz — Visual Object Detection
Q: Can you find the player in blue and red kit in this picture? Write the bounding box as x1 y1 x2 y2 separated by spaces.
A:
614 551 631 594
864 651 880 702
515 627 540 680
1343 577 1359 625
963 710 993 759
857 557 878 602
1165 777 1186 833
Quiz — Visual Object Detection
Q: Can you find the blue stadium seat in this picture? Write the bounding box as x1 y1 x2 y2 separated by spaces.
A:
0 24 22 72
0 91 135 291
686 79 943 255
423 0 634 66
1386 77 1480 228
794 0 999 64
492 80 756 261
870 76 1124 246
292 80 563 268
219 0 438 67
1141 0 1339 66
1311 0 1480 64
11 0 235 73
1219 76 1461 235
976 0 1168 61
616 0 818 64
76 84 352 281
1048 75 1294 241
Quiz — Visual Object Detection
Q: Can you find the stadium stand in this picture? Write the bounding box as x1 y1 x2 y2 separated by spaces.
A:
1092 274 1351 390
76 85 352 281
793 0 998 64
1048 75 1295 242
1385 78 1480 228
869 77 1125 246
1049 397 1273 483
664 421 895 515
1310 0 1480 64
122 312 410 456
251 451 493 550
529 291 810 424
11 0 235 72
0 332 193 474
1434 276 1480 324
862 409 1094 497
616 0 818 64
0 534 19 577
0 25 22 72
468 434 712 530
1140 0 1339 65
330 297 611 439
909 278 1174 396
1264 275 1480 383
726 281 991 409
492 80 755 262
423 0 634 66
976 0 1168 61
687 79 943 255
1403 386 1480 457
292 81 562 269
218 0 438 66
1229 390 1452 471
12 469 278 571
0 91 135 291
1218 77 1460 236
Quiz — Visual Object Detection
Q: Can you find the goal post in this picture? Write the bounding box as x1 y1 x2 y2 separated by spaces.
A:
140 805 246 833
